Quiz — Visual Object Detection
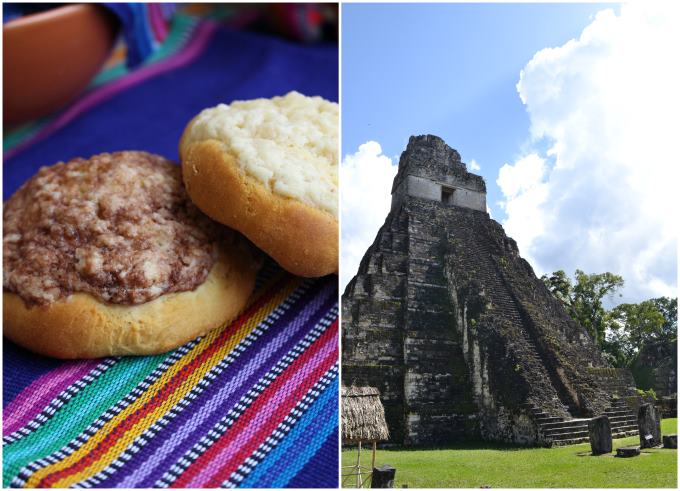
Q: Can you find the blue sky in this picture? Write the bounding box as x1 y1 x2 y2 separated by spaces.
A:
340 2 678 303
342 2 613 219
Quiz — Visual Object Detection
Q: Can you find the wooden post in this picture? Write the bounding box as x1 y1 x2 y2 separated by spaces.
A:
371 441 376 470
357 441 362 488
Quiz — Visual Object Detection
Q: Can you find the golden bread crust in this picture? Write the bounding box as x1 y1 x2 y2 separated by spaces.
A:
3 241 259 359
180 137 338 277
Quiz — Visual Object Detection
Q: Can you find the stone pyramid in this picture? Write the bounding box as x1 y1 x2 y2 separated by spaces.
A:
342 135 639 446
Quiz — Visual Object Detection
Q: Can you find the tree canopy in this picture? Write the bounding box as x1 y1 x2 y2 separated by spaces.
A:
541 269 624 346
541 270 676 368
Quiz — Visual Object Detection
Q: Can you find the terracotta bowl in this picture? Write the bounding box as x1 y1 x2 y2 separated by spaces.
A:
3 4 118 126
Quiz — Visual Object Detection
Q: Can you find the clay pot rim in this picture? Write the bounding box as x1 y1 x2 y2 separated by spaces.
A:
4 4 103 31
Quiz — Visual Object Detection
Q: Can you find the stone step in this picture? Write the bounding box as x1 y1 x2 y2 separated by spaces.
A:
547 427 639 446
543 427 589 438
606 390 634 397
604 409 631 417
606 403 630 410
609 402 630 410
613 429 639 439
549 429 639 447
540 419 590 430
609 415 636 424
551 436 591 446
611 422 638 431
546 428 590 439
533 411 562 419
536 417 564 425
612 424 639 433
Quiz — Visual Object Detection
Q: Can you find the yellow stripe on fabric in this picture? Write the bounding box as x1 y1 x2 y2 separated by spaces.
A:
26 275 300 488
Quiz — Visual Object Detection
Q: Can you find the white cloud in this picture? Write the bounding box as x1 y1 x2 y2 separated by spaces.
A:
499 3 679 303
341 141 397 289
469 159 481 171
497 154 549 256
497 153 546 199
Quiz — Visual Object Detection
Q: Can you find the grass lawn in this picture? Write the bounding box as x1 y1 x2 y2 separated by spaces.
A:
341 418 677 488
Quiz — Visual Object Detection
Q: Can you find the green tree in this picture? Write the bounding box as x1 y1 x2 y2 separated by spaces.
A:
541 270 676 369
651 296 677 342
541 269 626 346
611 301 665 349
606 300 665 366
601 327 630 367
540 270 572 306
569 270 624 346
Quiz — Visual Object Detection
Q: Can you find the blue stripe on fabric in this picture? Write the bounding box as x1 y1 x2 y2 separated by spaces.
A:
238 376 339 488
3 342 64 408
103 3 155 67
285 428 339 488
133 3 155 58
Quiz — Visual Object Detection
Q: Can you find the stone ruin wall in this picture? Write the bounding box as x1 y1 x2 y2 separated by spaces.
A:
342 135 638 447
631 340 677 398
391 175 486 212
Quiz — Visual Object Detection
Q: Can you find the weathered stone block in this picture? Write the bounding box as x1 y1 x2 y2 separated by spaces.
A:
663 434 677 449
588 415 612 455
616 446 641 457
637 403 662 448
371 465 396 488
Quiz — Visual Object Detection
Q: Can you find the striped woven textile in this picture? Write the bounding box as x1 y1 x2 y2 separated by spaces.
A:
2 265 339 488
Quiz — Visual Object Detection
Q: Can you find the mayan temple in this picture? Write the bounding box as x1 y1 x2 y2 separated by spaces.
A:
342 134 640 446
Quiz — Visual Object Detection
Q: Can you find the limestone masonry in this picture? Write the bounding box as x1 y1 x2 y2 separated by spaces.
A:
342 135 639 446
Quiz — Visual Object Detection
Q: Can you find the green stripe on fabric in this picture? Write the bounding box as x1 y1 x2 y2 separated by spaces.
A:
88 64 129 88
3 120 48 152
144 13 199 65
2 354 167 487
199 5 244 21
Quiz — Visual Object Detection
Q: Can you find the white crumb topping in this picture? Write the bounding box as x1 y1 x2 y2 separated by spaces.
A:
185 91 338 218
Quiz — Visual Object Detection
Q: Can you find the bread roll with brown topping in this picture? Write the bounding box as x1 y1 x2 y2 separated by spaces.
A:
3 151 260 358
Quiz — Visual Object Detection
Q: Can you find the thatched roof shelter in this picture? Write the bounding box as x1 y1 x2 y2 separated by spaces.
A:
342 385 389 444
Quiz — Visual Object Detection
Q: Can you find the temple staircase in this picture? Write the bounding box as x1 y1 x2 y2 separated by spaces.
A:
527 398 638 446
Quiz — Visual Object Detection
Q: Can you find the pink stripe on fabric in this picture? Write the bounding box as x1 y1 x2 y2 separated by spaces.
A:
4 21 217 162
149 4 168 42
185 334 337 488
3 360 100 435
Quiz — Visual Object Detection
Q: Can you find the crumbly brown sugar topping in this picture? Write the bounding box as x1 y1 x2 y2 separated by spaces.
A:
3 151 218 306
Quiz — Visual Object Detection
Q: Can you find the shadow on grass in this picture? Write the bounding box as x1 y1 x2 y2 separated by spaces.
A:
575 449 661 458
368 440 549 453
